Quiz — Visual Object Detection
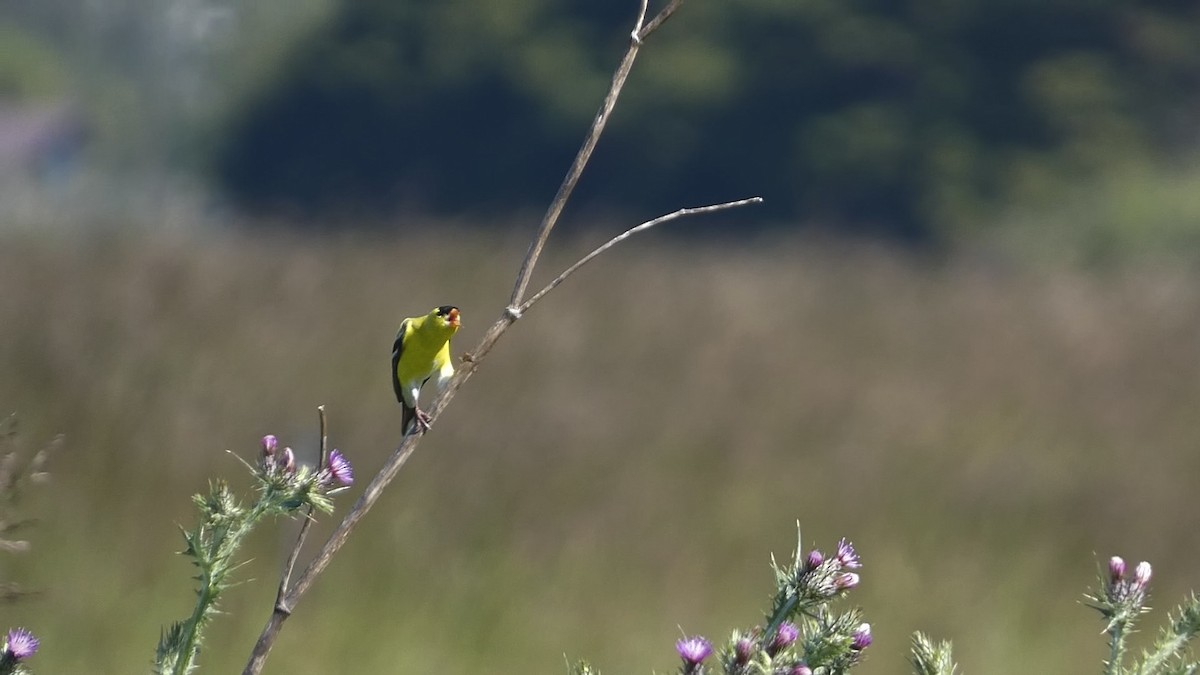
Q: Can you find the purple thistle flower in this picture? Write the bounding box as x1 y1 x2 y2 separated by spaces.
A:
1108 556 1126 584
260 434 278 457
769 622 800 654
836 538 862 569
835 572 860 590
326 449 354 486
850 623 872 651
5 627 39 661
805 549 824 571
1133 561 1152 590
791 665 813 675
676 636 713 665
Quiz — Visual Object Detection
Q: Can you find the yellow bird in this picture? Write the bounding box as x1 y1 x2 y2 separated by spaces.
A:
392 305 461 434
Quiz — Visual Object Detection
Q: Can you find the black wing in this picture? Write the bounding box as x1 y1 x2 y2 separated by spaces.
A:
391 319 409 405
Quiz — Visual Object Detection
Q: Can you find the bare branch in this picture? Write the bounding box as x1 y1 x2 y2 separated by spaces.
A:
637 0 685 41
238 2 765 672
508 47 637 306
242 612 287 675
247 197 763 672
317 404 329 469
520 197 763 313
509 1 688 307
632 0 650 43
273 406 328 609
240 308 517 675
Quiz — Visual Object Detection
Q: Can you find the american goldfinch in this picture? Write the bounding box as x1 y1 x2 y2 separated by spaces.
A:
392 305 461 434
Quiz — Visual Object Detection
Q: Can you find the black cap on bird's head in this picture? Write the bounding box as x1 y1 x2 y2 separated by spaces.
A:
435 305 461 328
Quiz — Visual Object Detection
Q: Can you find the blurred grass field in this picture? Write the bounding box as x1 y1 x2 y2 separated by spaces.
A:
1 226 1198 673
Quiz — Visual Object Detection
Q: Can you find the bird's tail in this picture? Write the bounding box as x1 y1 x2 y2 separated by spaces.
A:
401 403 416 436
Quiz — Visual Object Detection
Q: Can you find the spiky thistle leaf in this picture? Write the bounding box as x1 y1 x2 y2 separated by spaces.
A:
910 632 957 675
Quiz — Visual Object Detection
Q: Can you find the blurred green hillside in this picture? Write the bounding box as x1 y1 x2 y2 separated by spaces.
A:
213 0 1200 237
2 0 1200 238
1 228 1198 673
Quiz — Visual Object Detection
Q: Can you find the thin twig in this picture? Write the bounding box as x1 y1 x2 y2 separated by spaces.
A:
272 406 328 611
508 54 638 307
520 197 763 313
632 0 650 43
317 404 329 469
637 0 684 41
509 0 686 307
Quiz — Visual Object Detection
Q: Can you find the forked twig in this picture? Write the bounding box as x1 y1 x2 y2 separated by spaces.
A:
273 406 327 609
508 0 683 307
639 0 684 38
241 2 761 673
520 197 763 313
632 0 650 41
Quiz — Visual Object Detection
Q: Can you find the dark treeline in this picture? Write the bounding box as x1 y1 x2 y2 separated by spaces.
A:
214 0 1200 238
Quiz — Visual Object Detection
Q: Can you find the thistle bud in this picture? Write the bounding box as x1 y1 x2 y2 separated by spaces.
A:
835 572 860 590
1108 556 1126 585
850 623 872 651
260 434 278 457
769 622 800 655
733 636 754 665
281 447 296 474
1133 561 1152 590
805 549 824 570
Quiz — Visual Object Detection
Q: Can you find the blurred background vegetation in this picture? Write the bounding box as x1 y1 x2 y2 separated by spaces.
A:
1 0 1200 674
2 0 1199 242
3 235 1200 674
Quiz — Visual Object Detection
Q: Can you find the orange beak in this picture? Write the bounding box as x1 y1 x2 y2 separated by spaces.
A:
447 307 461 327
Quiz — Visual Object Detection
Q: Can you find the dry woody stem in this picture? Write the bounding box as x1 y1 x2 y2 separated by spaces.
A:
274 406 327 608
508 0 680 307
240 2 759 673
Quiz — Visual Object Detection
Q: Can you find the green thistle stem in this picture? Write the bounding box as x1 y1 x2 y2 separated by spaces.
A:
763 593 798 645
1106 619 1129 675
169 488 275 674
1136 632 1188 675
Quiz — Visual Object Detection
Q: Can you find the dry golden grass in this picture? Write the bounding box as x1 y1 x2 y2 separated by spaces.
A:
1 227 1198 673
